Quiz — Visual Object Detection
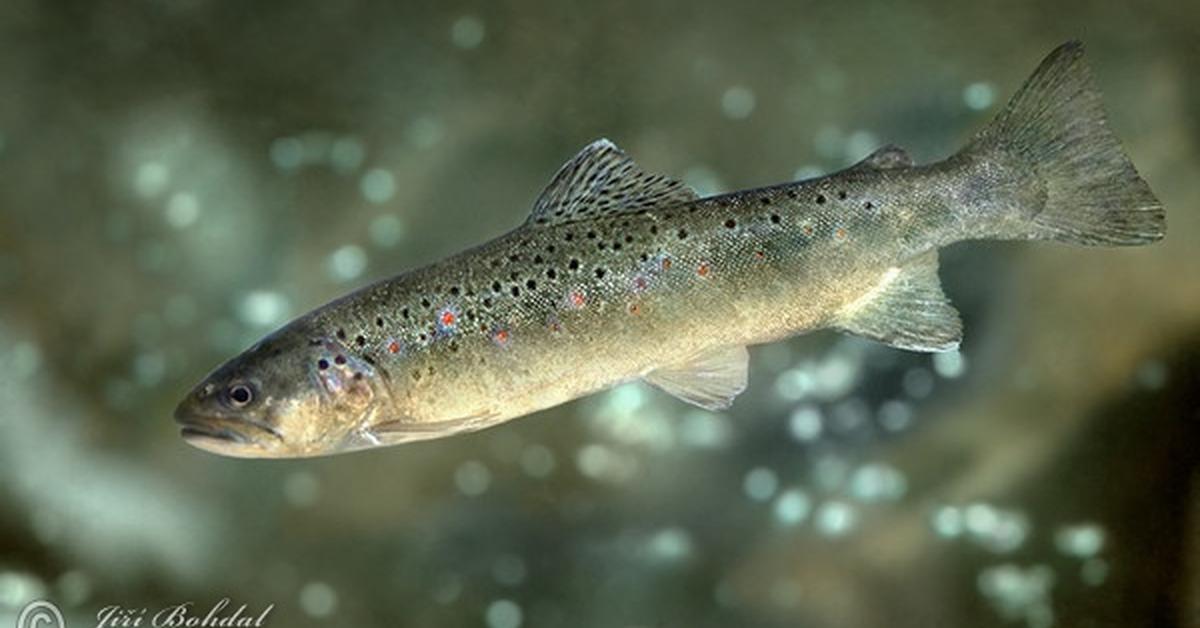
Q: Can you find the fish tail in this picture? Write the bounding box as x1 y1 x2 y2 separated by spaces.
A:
968 40 1164 245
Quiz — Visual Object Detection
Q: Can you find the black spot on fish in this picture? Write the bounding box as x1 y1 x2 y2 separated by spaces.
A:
355 335 366 347
677 229 688 239
317 358 329 370
817 194 826 204
568 259 580 270
334 354 347 365
402 307 410 320
546 269 557 279
760 197 771 205
595 268 607 279
421 298 431 308
375 316 384 328
492 281 502 293
586 231 597 239
864 201 874 210
838 191 847 200
412 370 421 381
724 218 737 229
650 225 658 235
336 329 346 340
483 297 493 308
511 286 521 297
787 190 797 199
526 279 537 290
450 286 460 296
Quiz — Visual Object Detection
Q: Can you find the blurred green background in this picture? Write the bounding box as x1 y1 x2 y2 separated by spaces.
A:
1 1 1197 627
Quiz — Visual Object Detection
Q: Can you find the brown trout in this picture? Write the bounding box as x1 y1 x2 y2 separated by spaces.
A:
175 41 1163 458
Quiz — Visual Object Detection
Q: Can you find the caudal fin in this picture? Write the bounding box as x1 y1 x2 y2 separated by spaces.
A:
973 41 1164 245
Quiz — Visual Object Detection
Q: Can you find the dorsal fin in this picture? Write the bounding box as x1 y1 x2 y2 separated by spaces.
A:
527 139 698 227
848 144 914 172
834 250 962 352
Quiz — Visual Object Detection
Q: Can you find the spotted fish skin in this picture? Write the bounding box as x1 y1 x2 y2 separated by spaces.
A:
174 42 1163 458
305 154 955 425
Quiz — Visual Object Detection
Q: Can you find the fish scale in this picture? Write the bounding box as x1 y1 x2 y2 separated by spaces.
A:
322 175 890 420
174 41 1164 458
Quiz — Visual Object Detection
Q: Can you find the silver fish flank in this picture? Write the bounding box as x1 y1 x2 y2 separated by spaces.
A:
175 41 1164 458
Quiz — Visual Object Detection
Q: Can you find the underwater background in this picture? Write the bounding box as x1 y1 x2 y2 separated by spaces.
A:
1 1 1198 626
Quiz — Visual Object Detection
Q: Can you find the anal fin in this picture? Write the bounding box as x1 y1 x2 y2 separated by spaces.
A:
644 345 749 411
835 250 962 352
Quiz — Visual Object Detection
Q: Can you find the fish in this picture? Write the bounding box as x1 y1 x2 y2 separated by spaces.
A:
174 41 1164 458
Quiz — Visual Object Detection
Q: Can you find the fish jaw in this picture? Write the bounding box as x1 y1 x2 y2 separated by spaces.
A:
173 402 286 458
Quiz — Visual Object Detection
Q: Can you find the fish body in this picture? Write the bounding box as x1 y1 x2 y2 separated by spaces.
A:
175 42 1164 458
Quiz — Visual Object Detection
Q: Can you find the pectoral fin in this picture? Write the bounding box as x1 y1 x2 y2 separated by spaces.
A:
338 411 502 451
835 250 962 352
644 345 749 410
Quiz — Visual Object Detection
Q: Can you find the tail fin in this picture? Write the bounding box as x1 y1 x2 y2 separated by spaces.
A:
972 41 1164 245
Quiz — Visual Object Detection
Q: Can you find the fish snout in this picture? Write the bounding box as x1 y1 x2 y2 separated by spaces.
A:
173 400 268 456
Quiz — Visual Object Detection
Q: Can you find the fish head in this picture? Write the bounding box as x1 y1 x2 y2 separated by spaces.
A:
174 327 389 458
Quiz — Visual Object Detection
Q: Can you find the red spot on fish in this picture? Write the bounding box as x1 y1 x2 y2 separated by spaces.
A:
387 340 401 354
661 257 672 271
754 250 765 260
441 311 457 326
802 224 814 237
567 290 586 309
697 262 711 277
628 303 642 315
835 227 848 240
492 328 510 346
632 275 649 291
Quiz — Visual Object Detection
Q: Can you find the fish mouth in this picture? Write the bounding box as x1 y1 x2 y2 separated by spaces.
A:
178 423 250 444
174 404 282 457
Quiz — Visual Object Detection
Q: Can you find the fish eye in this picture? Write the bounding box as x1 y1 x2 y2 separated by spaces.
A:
227 383 255 407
